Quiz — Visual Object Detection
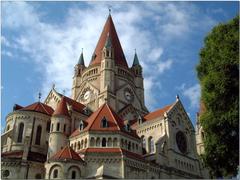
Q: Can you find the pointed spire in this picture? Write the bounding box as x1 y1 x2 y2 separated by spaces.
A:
89 15 128 67
53 97 70 117
78 49 85 66
132 50 140 66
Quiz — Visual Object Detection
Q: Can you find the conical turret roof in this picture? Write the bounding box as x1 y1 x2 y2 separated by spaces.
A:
89 15 128 67
78 52 85 66
53 96 70 117
132 52 140 66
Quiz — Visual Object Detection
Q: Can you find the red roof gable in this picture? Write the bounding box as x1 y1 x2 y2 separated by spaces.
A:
50 146 84 162
70 103 139 138
131 103 173 129
57 93 86 114
89 15 128 68
53 97 70 117
21 102 54 115
144 104 173 121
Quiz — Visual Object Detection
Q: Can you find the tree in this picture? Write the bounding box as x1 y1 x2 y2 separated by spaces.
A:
196 15 239 177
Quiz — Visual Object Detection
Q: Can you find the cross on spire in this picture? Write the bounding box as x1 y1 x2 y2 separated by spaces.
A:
38 92 42 102
108 6 112 15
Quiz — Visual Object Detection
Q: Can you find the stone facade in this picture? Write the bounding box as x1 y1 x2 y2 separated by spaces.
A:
1 14 208 179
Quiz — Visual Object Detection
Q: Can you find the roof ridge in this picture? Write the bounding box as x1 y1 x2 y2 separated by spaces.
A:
105 104 121 131
59 146 66 158
88 104 106 130
39 102 50 114
69 146 72 159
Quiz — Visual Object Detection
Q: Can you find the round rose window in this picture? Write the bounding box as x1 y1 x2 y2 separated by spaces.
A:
176 131 187 153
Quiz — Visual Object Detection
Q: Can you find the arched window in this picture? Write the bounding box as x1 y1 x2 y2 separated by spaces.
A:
56 123 60 131
113 138 118 147
96 138 100 147
102 138 106 147
84 139 87 148
71 171 76 179
63 124 66 132
128 142 131 150
53 169 58 178
77 141 80 150
107 138 112 147
101 117 108 128
79 122 84 130
149 137 154 153
35 125 42 145
46 122 50 133
90 137 95 147
17 123 24 143
141 136 146 149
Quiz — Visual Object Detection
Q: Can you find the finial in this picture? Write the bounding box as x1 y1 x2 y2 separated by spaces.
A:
38 92 42 102
108 6 112 15
52 83 55 90
176 94 180 101
134 48 136 53
81 48 83 53
63 89 66 95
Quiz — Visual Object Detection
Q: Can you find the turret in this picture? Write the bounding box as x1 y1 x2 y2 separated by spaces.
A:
131 51 145 106
72 50 85 99
48 97 71 158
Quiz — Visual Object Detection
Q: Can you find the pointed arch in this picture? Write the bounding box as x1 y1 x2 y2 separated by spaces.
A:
17 123 24 143
35 125 42 145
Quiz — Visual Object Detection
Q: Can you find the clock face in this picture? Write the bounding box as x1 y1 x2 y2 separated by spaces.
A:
80 88 91 101
124 88 134 102
176 131 187 154
83 91 91 100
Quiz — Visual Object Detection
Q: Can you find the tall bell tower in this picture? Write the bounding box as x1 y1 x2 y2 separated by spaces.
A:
71 14 148 117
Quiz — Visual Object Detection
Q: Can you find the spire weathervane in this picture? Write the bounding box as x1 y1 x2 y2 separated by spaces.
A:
108 5 112 15
38 92 42 102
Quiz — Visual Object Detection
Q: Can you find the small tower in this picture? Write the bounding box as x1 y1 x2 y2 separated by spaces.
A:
99 33 116 108
72 50 86 99
48 97 71 158
131 51 145 106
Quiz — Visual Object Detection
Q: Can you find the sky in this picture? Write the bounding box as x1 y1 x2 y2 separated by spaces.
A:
1 1 239 131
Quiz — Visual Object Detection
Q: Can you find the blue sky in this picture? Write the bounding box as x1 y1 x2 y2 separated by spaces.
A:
1 1 238 130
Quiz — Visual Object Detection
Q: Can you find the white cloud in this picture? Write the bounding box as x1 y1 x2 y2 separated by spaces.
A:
157 59 173 74
148 48 163 62
2 50 13 57
182 84 201 108
2 2 215 109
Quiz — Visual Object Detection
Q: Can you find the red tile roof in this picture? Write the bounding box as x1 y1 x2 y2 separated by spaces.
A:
57 93 86 114
53 97 70 117
80 148 122 153
144 104 173 121
131 103 173 129
70 103 139 138
20 102 54 115
89 15 128 68
50 146 84 162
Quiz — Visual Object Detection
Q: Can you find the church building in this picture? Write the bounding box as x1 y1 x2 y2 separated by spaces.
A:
1 13 207 179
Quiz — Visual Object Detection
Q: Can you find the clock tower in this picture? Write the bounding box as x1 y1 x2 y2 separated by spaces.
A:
71 14 148 119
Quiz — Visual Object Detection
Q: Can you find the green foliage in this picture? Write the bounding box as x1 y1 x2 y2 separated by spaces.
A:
196 15 239 177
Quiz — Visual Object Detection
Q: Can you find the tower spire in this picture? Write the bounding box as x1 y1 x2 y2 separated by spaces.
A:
78 49 85 66
132 49 140 66
89 14 128 67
